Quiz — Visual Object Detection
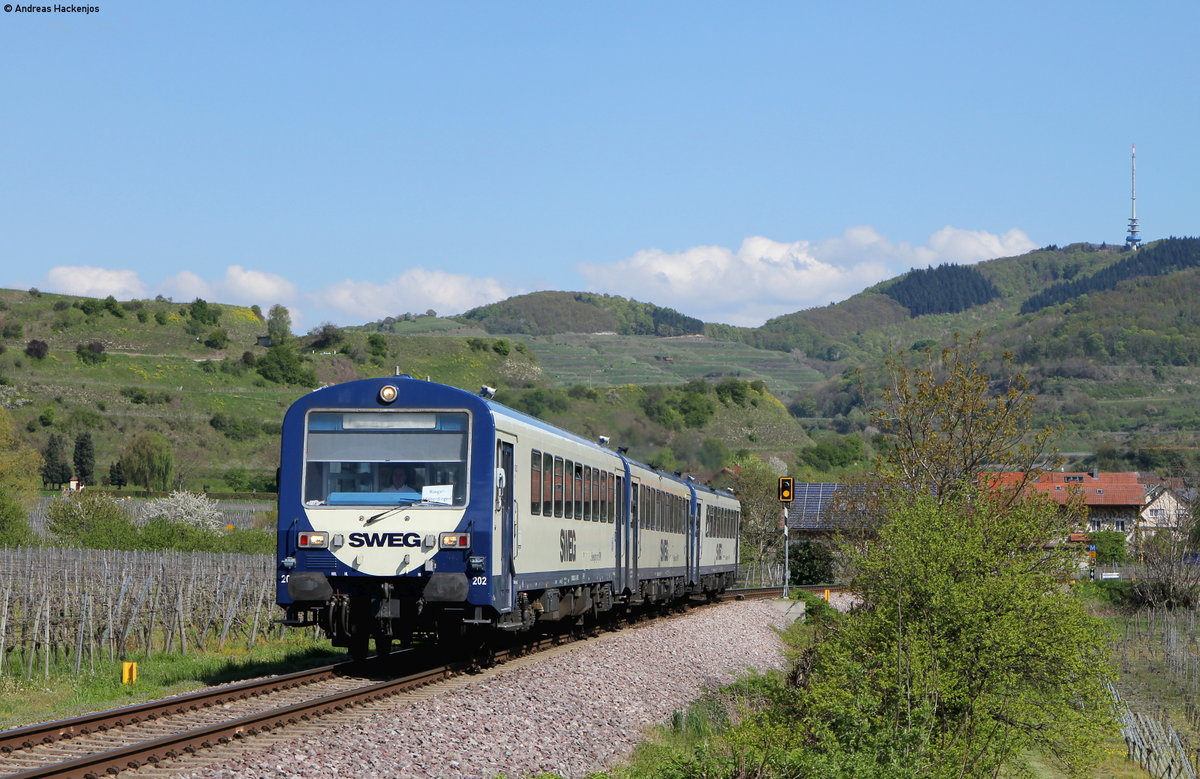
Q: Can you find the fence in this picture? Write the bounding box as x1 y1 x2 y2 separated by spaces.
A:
0 547 282 679
735 562 785 588
1113 682 1197 779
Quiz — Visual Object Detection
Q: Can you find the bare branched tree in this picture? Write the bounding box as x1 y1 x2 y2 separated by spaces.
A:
871 333 1061 505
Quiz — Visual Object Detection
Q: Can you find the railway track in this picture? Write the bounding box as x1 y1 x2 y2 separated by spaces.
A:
0 588 796 778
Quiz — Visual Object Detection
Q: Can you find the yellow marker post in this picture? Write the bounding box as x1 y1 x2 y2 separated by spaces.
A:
121 662 138 684
823 589 830 602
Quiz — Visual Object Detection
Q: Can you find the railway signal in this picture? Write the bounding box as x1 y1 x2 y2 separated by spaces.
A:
778 476 793 502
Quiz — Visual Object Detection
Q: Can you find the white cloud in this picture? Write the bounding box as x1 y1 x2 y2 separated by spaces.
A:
577 226 1036 326
158 270 211 302
41 266 148 299
578 233 891 327
313 268 517 323
213 265 297 305
921 226 1035 265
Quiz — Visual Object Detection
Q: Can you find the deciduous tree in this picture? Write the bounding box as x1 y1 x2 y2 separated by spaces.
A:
871 333 1059 504
730 456 786 585
783 334 1115 778
793 490 1114 778
266 304 292 345
120 433 174 494
0 408 38 546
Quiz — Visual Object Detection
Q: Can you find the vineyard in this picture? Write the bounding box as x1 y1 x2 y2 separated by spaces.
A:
1116 607 1200 777
0 547 284 679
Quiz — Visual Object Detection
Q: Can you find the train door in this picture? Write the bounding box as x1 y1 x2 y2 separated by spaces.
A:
626 478 640 593
497 436 516 612
688 497 701 585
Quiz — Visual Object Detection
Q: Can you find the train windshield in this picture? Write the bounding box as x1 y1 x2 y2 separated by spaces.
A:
302 411 469 507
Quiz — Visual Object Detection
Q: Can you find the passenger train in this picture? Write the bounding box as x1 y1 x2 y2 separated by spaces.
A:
277 376 741 659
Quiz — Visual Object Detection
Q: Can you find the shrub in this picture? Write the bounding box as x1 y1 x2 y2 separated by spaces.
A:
203 328 230 349
2 322 22 339
189 298 220 326
210 413 265 441
256 344 316 386
1091 529 1126 565
366 334 388 358
135 491 223 531
46 492 139 549
76 341 107 365
0 490 35 547
25 339 49 360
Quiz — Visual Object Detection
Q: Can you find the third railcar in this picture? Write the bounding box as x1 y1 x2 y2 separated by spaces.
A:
277 376 740 658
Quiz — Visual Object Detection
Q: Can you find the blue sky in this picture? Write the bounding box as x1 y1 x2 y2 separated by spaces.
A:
2 1 1197 330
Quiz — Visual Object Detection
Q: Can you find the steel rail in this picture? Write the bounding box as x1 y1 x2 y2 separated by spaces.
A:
2 664 456 779
0 663 350 755
0 592 778 777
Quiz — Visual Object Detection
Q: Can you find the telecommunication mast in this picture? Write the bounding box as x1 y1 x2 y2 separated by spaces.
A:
1125 144 1141 251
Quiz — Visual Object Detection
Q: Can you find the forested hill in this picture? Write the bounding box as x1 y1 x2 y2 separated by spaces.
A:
460 291 705 336
879 263 1000 316
1020 237 1200 314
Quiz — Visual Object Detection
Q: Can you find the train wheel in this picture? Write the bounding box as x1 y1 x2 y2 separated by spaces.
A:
375 635 393 659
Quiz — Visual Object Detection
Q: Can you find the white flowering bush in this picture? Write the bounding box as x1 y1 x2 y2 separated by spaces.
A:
136 491 224 532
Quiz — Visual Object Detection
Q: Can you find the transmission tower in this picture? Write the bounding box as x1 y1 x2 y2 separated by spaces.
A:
1125 144 1141 250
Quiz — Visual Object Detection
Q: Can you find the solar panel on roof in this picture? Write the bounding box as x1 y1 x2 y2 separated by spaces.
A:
786 482 840 529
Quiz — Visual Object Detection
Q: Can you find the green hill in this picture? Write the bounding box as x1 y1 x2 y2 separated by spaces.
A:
0 289 812 489
6 235 1200 488
460 291 705 337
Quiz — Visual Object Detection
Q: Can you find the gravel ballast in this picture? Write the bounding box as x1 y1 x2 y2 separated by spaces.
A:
178 600 794 779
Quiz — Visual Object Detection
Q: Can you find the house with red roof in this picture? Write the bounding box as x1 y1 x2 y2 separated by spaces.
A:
990 470 1190 547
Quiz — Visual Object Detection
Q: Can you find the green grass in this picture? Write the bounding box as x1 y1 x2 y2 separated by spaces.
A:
520 333 826 395
0 633 342 730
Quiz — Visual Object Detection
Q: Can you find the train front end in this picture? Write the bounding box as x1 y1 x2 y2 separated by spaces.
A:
276 377 497 659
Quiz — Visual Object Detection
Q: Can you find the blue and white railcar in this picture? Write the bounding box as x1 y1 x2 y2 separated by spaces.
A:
277 376 739 659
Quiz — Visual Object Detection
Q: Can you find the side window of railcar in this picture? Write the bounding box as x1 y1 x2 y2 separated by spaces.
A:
599 471 608 523
582 465 592 521
576 460 585 516
589 468 598 521
531 450 542 516
615 475 623 523
543 452 554 516
553 457 564 517
564 460 574 519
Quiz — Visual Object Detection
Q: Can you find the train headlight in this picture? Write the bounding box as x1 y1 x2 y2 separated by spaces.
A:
378 385 399 404
297 532 329 549
439 532 470 550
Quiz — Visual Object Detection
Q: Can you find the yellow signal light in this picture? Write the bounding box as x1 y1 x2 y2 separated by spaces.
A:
778 477 794 502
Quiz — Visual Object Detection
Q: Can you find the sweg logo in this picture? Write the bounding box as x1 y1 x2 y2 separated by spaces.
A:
347 532 422 548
